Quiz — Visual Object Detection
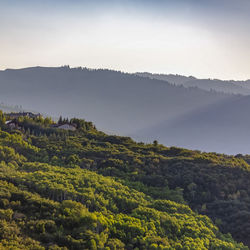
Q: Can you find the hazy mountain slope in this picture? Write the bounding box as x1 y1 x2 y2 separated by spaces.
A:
135 95 250 154
137 72 250 95
0 66 230 135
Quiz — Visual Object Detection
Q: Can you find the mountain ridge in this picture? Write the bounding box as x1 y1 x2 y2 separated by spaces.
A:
136 72 250 95
1 66 250 154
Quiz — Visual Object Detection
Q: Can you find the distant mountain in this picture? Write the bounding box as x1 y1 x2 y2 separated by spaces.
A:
2 66 250 154
137 72 250 95
0 66 229 135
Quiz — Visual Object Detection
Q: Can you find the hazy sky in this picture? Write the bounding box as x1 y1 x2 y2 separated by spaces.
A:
1 0 250 80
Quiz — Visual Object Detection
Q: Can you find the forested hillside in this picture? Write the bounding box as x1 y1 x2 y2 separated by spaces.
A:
0 111 249 249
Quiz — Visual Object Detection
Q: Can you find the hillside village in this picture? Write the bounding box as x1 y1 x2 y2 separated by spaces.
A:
5 112 77 131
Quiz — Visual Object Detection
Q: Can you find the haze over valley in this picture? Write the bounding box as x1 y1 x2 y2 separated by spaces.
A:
1 66 250 154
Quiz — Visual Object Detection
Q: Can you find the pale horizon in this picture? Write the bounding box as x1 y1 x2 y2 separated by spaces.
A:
1 64 250 82
1 0 250 80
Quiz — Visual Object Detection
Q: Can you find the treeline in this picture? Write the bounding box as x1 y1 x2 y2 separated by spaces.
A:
0 111 249 249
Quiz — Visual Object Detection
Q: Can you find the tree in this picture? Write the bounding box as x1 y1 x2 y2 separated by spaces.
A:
153 140 158 147
0 110 6 128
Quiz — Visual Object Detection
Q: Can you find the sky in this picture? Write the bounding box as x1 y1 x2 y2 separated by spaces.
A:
1 0 250 80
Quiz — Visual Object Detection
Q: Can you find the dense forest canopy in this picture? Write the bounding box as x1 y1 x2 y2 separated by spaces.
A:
0 111 249 249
